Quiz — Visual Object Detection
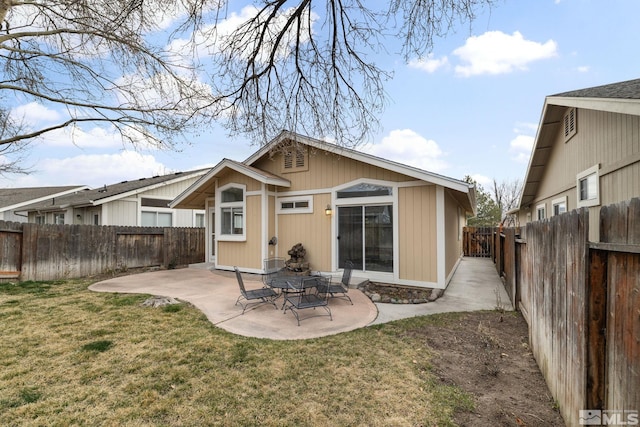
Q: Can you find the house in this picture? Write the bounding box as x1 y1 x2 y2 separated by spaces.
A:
0 186 89 222
18 169 209 227
514 78 640 241
171 131 476 289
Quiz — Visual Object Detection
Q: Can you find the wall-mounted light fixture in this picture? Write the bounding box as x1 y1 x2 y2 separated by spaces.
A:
325 204 332 216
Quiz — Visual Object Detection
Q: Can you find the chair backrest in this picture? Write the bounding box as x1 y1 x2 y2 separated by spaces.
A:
341 260 354 287
234 267 247 296
264 257 285 273
263 257 286 286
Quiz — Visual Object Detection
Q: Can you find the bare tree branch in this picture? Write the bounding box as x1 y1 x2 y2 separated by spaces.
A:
1 0 496 173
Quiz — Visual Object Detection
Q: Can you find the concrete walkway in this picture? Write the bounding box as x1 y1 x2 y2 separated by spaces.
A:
372 257 513 324
89 257 510 340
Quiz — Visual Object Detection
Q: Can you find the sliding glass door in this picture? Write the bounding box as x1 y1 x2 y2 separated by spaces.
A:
338 205 393 272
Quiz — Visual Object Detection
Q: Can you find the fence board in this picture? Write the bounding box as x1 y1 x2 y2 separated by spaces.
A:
462 226 495 257
521 209 589 426
0 220 23 275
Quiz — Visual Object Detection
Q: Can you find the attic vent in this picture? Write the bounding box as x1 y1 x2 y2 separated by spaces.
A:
563 107 577 142
281 144 308 173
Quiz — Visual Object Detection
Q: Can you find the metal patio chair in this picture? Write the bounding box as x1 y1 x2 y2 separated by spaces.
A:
234 267 278 314
262 257 287 287
318 260 354 305
283 276 332 326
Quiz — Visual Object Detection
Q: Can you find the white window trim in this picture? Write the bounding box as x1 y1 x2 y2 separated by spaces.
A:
277 195 313 214
576 164 600 208
333 178 395 207
536 203 546 220
551 196 567 216
193 210 205 227
217 183 246 242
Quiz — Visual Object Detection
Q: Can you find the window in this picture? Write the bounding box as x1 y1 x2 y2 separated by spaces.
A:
552 196 567 216
563 107 577 142
536 203 546 221
93 214 100 225
337 183 392 199
53 213 65 224
277 196 313 214
218 184 245 239
35 215 45 224
195 213 205 227
577 165 600 208
141 211 172 226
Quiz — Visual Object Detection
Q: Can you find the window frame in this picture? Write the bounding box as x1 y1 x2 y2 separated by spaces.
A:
277 195 313 214
552 196 567 216
53 213 65 225
536 203 546 221
217 183 246 241
576 164 600 208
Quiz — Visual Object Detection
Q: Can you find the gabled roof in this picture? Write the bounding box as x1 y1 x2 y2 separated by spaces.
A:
519 78 640 209
171 131 476 214
19 169 209 212
0 186 89 212
246 130 474 194
170 159 291 209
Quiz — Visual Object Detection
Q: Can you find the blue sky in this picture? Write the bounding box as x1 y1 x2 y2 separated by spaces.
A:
2 0 640 191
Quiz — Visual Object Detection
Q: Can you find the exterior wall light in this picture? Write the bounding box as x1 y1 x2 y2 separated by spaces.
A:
325 205 332 216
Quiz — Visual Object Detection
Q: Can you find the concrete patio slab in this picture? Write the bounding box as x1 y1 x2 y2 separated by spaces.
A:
89 257 510 340
89 268 378 340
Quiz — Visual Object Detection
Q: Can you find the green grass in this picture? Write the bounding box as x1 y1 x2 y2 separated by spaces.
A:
0 278 474 426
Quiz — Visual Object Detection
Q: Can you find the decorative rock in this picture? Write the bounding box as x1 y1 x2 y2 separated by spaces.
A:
370 293 382 302
428 289 443 302
141 296 181 308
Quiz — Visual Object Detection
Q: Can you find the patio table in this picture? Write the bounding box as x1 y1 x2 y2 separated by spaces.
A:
267 274 322 309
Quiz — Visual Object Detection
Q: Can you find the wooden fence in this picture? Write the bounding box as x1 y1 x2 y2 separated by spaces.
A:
0 221 205 281
494 199 640 426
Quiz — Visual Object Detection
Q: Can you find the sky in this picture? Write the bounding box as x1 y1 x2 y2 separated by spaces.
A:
2 0 640 191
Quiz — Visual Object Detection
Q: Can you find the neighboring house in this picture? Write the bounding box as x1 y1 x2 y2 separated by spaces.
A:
514 78 640 241
172 131 476 289
19 170 209 227
0 186 89 223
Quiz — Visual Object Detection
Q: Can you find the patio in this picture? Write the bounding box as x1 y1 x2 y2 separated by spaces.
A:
89 257 510 340
89 267 378 340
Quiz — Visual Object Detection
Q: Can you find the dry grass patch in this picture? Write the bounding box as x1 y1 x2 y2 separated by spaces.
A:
0 279 473 426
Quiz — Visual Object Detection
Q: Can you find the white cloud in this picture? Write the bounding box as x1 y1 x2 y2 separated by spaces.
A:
509 134 535 164
470 174 493 189
577 65 590 73
363 129 448 172
37 124 124 149
453 31 558 77
10 151 171 187
408 55 449 73
11 102 61 126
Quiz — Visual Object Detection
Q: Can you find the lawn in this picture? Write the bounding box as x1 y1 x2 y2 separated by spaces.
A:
0 278 473 426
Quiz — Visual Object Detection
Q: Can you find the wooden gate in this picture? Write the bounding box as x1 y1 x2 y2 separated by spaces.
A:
463 226 495 257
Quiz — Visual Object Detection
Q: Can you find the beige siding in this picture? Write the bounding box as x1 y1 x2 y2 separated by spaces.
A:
398 185 437 283
266 195 277 259
444 190 463 277
254 150 414 191
217 195 263 269
277 193 332 271
217 170 262 192
528 109 640 240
